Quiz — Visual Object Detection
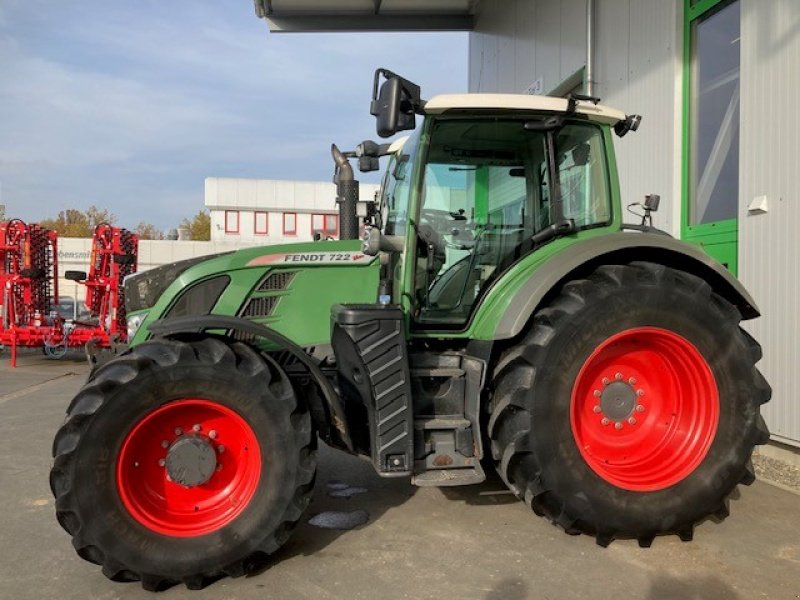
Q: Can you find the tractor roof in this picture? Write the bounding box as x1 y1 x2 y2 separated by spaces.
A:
424 94 626 125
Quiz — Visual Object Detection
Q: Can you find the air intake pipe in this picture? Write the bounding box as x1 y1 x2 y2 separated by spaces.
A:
331 144 360 241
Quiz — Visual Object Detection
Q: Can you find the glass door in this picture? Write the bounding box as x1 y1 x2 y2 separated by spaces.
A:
682 0 741 273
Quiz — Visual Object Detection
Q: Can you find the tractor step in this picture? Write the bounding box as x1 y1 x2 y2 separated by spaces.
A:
414 417 471 430
412 462 486 487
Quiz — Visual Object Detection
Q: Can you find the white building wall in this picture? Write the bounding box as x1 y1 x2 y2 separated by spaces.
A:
469 0 799 446
205 177 380 244
738 0 800 447
469 0 682 236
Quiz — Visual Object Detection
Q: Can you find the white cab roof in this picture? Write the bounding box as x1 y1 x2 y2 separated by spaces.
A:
424 94 626 125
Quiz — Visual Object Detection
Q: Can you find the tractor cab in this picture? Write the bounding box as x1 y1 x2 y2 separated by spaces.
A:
364 70 630 332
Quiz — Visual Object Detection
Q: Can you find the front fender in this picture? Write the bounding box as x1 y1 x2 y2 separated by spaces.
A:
147 315 353 452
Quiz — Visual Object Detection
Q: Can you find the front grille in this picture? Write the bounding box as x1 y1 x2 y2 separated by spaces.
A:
257 271 295 291
241 296 279 318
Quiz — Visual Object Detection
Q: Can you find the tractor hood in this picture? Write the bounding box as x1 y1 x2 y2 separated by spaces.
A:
128 240 381 348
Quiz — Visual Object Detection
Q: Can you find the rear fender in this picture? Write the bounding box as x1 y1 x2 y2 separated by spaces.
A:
490 232 759 341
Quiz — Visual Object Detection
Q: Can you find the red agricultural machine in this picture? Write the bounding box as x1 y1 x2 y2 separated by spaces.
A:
0 220 138 366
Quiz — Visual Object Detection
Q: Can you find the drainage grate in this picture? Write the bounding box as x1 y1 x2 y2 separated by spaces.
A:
257 271 295 291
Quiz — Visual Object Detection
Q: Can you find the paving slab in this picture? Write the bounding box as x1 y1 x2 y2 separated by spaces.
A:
0 356 798 600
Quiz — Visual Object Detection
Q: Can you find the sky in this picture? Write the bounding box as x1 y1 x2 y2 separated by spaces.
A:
0 1 468 230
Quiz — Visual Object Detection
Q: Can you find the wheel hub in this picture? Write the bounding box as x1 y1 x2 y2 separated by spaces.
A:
117 398 262 537
165 435 217 487
599 381 636 421
570 327 720 491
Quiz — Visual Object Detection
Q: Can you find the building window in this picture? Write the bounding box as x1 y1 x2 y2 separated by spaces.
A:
254 211 268 235
688 0 740 226
683 0 740 273
224 210 239 234
283 212 297 235
324 214 339 237
312 213 339 237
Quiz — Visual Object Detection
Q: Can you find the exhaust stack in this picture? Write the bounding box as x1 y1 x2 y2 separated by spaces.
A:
331 144 360 241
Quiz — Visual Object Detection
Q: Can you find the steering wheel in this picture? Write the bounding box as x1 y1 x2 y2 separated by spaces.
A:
419 208 476 249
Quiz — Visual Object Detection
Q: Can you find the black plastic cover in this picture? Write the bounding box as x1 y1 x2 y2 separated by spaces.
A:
331 304 413 476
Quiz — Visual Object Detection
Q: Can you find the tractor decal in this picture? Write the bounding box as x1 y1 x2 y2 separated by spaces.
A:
247 251 376 266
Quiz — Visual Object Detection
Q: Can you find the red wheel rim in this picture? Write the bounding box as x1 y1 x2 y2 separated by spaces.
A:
116 399 261 537
570 327 719 491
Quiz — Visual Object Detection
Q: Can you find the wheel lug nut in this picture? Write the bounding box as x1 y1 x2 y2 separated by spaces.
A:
628 377 637 385
601 418 610 426
192 424 201 432
615 372 623 380
217 445 225 454
593 405 602 413
216 464 223 471
134 461 140 468
174 427 182 436
208 430 217 440
161 440 169 449
593 390 601 398
636 389 645 397
628 417 637 425
602 378 610 385
636 404 645 412
158 458 166 467
166 474 172 482
614 422 623 430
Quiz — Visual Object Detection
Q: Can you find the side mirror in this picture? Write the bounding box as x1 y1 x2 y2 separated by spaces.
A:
370 69 422 139
65 270 87 282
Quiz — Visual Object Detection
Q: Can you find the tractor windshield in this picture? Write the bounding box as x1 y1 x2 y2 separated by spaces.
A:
379 131 420 238
415 118 612 326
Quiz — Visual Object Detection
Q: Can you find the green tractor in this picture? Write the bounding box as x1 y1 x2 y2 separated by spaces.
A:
51 70 770 590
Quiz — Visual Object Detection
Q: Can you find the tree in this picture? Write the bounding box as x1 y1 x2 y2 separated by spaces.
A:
180 210 210 241
40 205 117 237
134 222 164 240
41 209 91 237
85 205 116 228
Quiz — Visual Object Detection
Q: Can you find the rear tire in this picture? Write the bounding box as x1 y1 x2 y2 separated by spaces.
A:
50 336 316 590
489 262 771 546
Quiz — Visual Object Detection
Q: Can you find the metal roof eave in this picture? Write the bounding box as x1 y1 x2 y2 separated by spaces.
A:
253 1 475 32
265 13 474 32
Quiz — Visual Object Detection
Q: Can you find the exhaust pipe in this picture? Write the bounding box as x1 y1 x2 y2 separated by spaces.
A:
331 144 360 241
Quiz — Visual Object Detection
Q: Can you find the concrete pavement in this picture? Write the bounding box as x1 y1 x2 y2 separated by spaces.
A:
1 349 798 600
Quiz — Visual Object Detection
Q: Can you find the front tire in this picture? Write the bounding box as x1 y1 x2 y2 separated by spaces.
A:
50 336 316 590
489 262 771 546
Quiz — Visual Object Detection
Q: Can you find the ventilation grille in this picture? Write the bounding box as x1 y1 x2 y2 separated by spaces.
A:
257 271 295 291
241 296 279 318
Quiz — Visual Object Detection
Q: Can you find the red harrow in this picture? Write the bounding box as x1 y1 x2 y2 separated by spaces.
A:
0 219 59 366
0 220 138 367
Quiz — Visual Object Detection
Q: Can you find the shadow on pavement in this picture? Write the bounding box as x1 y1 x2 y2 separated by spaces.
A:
249 440 417 577
647 573 739 600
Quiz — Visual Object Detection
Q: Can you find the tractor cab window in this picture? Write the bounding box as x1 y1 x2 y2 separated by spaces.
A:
379 132 419 238
556 124 612 228
414 118 610 327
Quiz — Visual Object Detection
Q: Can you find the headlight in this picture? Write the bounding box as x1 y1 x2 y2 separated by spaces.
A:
126 312 148 340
